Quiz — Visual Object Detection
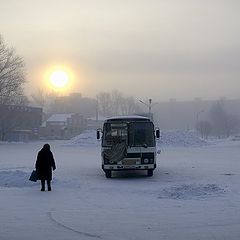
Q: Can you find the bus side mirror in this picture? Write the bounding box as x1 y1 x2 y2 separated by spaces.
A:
97 129 102 140
156 128 160 139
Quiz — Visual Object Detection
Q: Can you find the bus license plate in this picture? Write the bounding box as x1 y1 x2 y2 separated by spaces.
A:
123 159 136 165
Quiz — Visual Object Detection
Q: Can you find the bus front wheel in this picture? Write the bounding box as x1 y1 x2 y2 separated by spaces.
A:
105 170 112 178
147 169 153 177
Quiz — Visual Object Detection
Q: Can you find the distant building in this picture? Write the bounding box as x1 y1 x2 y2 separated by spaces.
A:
154 98 240 131
87 116 106 130
0 104 42 141
40 113 87 139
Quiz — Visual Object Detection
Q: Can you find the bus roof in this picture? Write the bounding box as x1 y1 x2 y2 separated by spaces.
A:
105 115 151 123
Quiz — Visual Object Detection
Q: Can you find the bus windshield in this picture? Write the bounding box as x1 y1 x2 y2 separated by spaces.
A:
102 121 155 147
102 123 128 146
129 122 155 147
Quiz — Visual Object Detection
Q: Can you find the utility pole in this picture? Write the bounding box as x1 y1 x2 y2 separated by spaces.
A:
139 98 155 120
96 100 99 122
148 98 152 116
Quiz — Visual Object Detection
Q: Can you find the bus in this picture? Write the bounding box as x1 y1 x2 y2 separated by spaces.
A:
97 115 160 178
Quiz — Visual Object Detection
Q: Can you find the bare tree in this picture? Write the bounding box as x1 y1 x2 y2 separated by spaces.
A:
196 120 212 140
0 35 26 105
97 90 140 117
209 101 239 138
111 90 123 116
31 89 47 108
96 92 113 116
120 97 140 115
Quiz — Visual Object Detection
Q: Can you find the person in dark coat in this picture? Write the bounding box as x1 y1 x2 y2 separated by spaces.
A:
35 143 56 191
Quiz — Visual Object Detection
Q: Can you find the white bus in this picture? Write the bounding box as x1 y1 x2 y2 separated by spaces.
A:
97 116 160 178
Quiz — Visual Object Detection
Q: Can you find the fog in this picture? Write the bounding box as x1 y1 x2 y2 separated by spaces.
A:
1 0 240 101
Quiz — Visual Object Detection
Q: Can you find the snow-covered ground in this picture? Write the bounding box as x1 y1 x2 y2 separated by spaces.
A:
0 131 240 240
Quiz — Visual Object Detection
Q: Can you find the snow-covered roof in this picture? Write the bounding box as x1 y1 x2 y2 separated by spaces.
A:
41 122 46 127
46 114 72 122
87 116 106 121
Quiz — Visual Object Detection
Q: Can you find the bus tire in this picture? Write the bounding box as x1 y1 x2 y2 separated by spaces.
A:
105 170 112 178
147 169 153 177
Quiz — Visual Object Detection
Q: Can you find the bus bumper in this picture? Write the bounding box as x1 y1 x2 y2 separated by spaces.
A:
102 164 156 171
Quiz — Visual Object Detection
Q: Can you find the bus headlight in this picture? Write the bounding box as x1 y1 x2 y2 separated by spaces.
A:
143 158 149 164
142 153 154 164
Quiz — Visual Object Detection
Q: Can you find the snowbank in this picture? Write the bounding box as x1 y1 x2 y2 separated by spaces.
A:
63 130 99 147
158 183 225 200
64 130 208 148
0 170 37 188
0 170 68 188
158 130 208 147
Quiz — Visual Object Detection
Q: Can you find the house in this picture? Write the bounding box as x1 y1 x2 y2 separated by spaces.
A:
40 113 87 139
0 104 42 141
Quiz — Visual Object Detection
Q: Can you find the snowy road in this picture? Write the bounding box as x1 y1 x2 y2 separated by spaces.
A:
0 140 240 240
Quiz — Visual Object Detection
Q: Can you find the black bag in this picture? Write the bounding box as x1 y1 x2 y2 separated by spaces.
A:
29 170 38 182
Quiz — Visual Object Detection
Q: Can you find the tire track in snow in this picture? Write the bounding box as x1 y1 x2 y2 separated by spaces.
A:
48 212 103 239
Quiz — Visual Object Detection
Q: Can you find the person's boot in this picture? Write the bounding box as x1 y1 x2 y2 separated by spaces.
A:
41 180 45 191
47 180 51 191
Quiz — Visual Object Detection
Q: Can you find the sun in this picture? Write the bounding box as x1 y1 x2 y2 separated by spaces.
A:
50 70 69 88
43 65 76 93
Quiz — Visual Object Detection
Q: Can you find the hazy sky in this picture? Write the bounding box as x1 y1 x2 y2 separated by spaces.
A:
1 0 240 101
